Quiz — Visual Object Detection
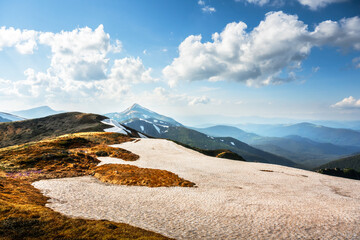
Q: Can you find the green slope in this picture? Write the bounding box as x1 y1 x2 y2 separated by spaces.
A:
317 154 360 172
162 126 298 167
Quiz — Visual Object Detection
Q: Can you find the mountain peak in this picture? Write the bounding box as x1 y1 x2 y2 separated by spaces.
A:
106 104 182 127
129 103 145 110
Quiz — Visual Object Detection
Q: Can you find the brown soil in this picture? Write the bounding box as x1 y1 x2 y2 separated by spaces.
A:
93 164 196 188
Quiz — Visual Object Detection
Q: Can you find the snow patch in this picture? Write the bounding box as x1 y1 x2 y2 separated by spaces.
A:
230 142 235 146
101 119 130 135
140 125 144 131
153 124 160 134
138 133 148 138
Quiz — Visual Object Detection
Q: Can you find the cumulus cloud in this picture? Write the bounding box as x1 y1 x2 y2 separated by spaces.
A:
0 25 155 104
332 96 360 109
38 25 113 81
163 12 360 87
0 27 38 54
198 0 216 13
202 6 216 13
236 0 270 6
298 0 347 10
109 57 157 84
237 0 346 9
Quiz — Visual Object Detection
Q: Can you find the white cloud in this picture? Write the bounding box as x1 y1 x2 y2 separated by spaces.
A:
237 0 346 10
332 96 360 109
202 6 216 13
198 0 205 6
237 0 270 6
310 17 360 50
109 57 157 84
163 12 360 87
39 24 114 81
0 25 155 105
0 27 38 54
198 0 216 13
298 0 347 10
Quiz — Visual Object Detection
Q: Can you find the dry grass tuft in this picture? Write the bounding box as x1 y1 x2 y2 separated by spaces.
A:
93 164 196 188
0 132 136 182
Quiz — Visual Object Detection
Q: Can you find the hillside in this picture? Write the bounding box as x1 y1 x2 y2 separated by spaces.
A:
0 112 109 148
317 154 360 172
161 126 297 167
196 125 360 168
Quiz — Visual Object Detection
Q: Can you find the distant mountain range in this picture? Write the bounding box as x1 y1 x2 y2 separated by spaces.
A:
0 112 24 122
12 106 63 119
236 122 360 147
106 104 298 168
195 125 360 168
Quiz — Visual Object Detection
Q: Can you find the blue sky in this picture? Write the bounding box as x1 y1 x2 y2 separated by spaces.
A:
0 0 359 124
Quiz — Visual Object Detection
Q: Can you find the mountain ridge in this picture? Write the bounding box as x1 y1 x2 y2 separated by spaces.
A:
12 106 63 119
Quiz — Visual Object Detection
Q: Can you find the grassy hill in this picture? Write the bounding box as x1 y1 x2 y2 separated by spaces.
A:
0 112 109 148
317 154 360 172
196 125 360 168
162 126 298 167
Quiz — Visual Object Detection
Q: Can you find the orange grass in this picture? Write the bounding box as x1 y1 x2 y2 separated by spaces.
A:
93 164 196 188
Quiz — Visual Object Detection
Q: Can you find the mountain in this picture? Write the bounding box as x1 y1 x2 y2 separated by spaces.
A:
237 122 360 147
195 125 360 168
253 135 360 168
12 106 63 119
106 103 182 127
193 125 262 143
0 112 143 148
317 154 360 172
163 126 297 167
119 108 298 167
0 112 24 122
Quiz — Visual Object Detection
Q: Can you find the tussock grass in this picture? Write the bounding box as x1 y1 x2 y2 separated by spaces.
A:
0 132 136 181
93 164 196 188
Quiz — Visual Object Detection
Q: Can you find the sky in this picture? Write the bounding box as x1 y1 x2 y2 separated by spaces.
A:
0 0 359 124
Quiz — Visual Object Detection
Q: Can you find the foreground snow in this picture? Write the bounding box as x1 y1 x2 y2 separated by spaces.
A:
33 139 360 239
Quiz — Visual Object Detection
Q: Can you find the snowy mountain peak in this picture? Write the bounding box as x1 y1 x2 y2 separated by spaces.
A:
125 103 154 115
105 104 183 128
